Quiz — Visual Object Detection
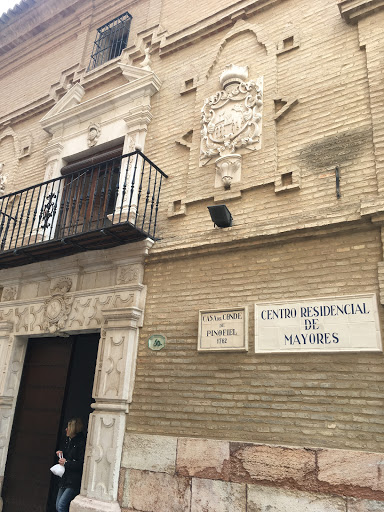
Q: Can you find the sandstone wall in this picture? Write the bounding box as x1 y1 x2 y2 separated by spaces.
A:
119 433 384 512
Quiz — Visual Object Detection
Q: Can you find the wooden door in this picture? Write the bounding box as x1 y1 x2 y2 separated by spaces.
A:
2 338 73 512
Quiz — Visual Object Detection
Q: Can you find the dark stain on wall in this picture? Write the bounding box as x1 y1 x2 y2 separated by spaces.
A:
299 128 372 169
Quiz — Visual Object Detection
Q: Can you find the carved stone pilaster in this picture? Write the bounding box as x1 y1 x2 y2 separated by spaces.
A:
78 411 126 505
97 307 142 404
0 164 6 197
72 307 142 511
116 106 154 217
30 141 64 242
44 141 64 181
0 127 20 196
0 322 27 511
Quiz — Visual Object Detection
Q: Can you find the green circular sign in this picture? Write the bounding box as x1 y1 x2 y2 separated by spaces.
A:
148 334 166 351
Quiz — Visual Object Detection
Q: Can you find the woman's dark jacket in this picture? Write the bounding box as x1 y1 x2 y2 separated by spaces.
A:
60 432 86 492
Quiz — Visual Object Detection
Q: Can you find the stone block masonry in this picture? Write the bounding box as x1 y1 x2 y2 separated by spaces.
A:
119 434 384 511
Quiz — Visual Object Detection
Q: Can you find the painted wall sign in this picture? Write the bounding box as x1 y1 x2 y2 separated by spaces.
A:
198 307 248 352
255 294 382 353
148 334 166 351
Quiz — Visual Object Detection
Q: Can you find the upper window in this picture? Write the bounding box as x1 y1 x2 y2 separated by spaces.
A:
87 12 132 71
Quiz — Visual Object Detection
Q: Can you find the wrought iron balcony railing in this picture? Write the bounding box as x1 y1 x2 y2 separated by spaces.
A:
0 150 167 268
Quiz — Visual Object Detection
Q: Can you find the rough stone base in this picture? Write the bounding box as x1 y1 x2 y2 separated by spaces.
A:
118 434 384 512
70 495 121 512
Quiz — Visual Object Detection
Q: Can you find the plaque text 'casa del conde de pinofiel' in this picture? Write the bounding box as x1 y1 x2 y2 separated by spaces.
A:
198 307 248 352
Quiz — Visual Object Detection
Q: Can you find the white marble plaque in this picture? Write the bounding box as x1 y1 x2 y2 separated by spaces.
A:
255 294 382 353
198 307 248 352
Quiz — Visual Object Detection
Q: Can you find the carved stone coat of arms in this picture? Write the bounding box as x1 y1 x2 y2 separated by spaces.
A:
200 64 263 189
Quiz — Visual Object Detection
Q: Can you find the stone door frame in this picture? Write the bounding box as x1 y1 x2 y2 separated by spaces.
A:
0 239 153 512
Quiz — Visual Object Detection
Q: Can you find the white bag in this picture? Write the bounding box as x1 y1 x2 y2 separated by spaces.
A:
50 463 65 477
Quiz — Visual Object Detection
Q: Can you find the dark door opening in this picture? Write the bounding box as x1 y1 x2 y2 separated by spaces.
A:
2 333 99 512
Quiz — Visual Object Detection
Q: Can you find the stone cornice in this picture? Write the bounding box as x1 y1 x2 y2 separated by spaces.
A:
0 239 153 281
0 0 35 26
0 95 54 128
148 220 375 263
80 60 151 90
101 306 142 327
41 71 161 134
338 0 384 23
0 0 86 56
149 202 376 262
156 0 287 56
0 63 156 130
0 283 143 307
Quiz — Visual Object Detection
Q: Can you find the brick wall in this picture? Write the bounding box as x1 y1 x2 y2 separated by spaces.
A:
143 0 378 247
127 226 384 452
1 0 379 234
0 0 383 505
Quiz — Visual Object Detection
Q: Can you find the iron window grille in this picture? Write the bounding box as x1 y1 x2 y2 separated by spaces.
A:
88 12 132 71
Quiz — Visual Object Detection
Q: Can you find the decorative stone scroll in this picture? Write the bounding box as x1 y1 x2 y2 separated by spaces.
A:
200 64 263 189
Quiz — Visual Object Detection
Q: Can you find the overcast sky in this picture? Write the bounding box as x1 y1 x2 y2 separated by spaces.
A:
0 0 19 16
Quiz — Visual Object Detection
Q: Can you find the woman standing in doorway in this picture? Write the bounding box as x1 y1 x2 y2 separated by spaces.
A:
56 418 86 512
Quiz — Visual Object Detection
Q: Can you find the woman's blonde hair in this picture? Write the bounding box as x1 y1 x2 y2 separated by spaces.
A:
67 418 84 438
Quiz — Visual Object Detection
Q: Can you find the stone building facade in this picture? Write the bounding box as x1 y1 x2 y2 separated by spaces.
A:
0 0 384 511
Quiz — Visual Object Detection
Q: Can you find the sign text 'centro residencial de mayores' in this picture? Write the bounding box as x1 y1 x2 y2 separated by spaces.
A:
255 294 382 353
198 307 248 351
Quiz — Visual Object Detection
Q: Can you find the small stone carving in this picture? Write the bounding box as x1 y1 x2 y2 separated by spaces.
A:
45 277 73 333
50 276 72 295
2 287 17 302
67 294 113 330
113 293 134 308
0 163 7 195
139 46 152 71
87 123 101 147
30 304 45 331
200 64 263 188
15 307 29 333
215 154 241 189
117 266 139 284
44 296 73 333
